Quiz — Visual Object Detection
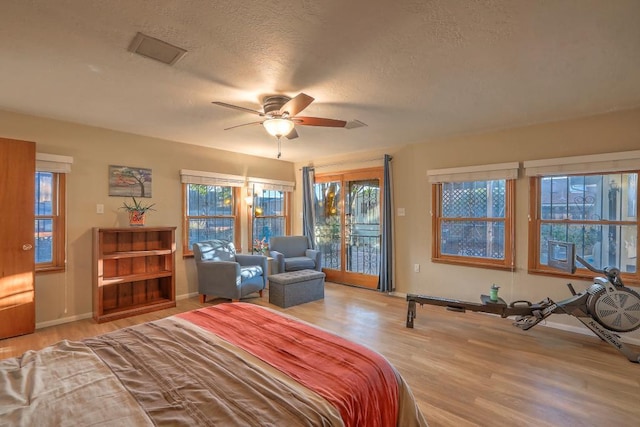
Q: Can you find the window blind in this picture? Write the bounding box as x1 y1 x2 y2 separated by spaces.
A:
524 150 640 176
36 153 73 173
247 177 295 192
427 162 519 183
180 169 245 187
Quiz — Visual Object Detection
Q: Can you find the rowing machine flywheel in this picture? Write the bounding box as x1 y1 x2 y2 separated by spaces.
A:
587 284 640 332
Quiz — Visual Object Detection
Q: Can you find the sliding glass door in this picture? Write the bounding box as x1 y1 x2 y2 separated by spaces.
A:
314 168 383 288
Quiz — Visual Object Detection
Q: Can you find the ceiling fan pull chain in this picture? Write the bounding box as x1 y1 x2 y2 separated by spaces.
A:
277 137 282 159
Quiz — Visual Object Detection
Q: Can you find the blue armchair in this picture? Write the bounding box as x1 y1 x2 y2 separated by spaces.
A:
269 236 322 274
193 240 267 303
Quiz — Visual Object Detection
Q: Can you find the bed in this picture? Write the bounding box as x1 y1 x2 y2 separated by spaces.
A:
1 303 428 426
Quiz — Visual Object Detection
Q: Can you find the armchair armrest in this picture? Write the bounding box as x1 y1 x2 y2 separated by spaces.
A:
305 249 322 271
196 260 241 290
236 254 268 287
269 250 285 274
236 253 266 267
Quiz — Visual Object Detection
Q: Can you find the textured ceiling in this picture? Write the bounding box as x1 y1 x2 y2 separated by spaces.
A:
1 1 639 162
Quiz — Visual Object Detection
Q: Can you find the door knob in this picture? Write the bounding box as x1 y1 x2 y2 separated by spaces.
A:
22 244 33 251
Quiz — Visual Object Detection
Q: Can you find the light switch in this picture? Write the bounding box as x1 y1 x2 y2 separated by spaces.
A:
96 204 104 214
397 208 406 216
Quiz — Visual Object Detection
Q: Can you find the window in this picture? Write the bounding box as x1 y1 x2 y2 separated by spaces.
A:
529 172 639 282
35 171 66 271
525 150 640 283
180 169 246 256
35 152 72 273
183 183 240 255
246 178 294 252
428 162 518 270
432 179 515 269
250 187 291 251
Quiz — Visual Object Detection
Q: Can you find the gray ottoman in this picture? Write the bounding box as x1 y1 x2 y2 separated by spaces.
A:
268 269 325 308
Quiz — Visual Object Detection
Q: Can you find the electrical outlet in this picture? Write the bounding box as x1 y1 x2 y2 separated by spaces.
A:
414 263 420 273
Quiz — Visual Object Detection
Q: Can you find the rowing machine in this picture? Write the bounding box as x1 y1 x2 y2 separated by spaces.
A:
406 241 640 363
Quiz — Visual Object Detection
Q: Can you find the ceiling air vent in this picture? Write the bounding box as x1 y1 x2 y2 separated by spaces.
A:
128 32 187 66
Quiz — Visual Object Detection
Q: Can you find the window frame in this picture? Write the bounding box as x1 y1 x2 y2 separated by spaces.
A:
431 178 516 271
527 172 639 285
35 172 66 273
182 183 241 256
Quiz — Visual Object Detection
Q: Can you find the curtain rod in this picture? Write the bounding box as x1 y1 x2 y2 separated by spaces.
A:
299 156 389 171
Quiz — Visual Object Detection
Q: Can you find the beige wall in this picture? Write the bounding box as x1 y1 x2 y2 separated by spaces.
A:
3 106 639 345
294 107 640 344
0 110 295 326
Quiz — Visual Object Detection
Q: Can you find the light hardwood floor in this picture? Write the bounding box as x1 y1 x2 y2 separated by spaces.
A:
2 282 639 427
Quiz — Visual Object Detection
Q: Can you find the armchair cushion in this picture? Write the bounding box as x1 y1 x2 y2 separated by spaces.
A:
240 265 263 281
284 256 316 271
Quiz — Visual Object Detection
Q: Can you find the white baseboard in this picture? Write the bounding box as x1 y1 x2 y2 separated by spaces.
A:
36 292 199 330
178 292 199 300
36 312 93 330
388 291 406 298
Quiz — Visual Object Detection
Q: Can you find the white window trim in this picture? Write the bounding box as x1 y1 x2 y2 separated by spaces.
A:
180 169 245 187
36 153 73 173
427 162 519 183
524 150 640 177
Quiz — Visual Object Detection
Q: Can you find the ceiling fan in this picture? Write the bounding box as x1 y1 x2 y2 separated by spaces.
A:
212 93 349 158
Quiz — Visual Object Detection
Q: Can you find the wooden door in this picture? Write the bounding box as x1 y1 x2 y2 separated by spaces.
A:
0 137 36 339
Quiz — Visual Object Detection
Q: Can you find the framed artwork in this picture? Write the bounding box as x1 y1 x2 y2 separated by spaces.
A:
109 165 152 197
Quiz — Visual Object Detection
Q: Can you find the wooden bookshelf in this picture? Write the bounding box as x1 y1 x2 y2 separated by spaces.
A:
93 227 176 323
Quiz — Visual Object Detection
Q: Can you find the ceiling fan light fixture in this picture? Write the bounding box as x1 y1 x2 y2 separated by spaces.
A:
263 118 295 138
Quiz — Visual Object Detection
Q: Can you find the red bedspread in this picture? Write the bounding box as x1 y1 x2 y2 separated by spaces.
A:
179 303 399 427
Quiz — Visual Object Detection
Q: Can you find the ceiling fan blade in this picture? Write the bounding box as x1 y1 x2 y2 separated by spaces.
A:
223 121 264 131
279 93 314 117
212 101 265 116
285 128 299 140
292 116 347 127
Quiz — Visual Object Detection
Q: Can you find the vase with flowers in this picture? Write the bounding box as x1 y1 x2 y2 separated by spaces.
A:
120 197 155 226
253 237 269 255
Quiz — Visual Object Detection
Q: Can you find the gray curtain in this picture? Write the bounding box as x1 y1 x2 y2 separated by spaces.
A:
302 166 317 249
378 155 394 292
